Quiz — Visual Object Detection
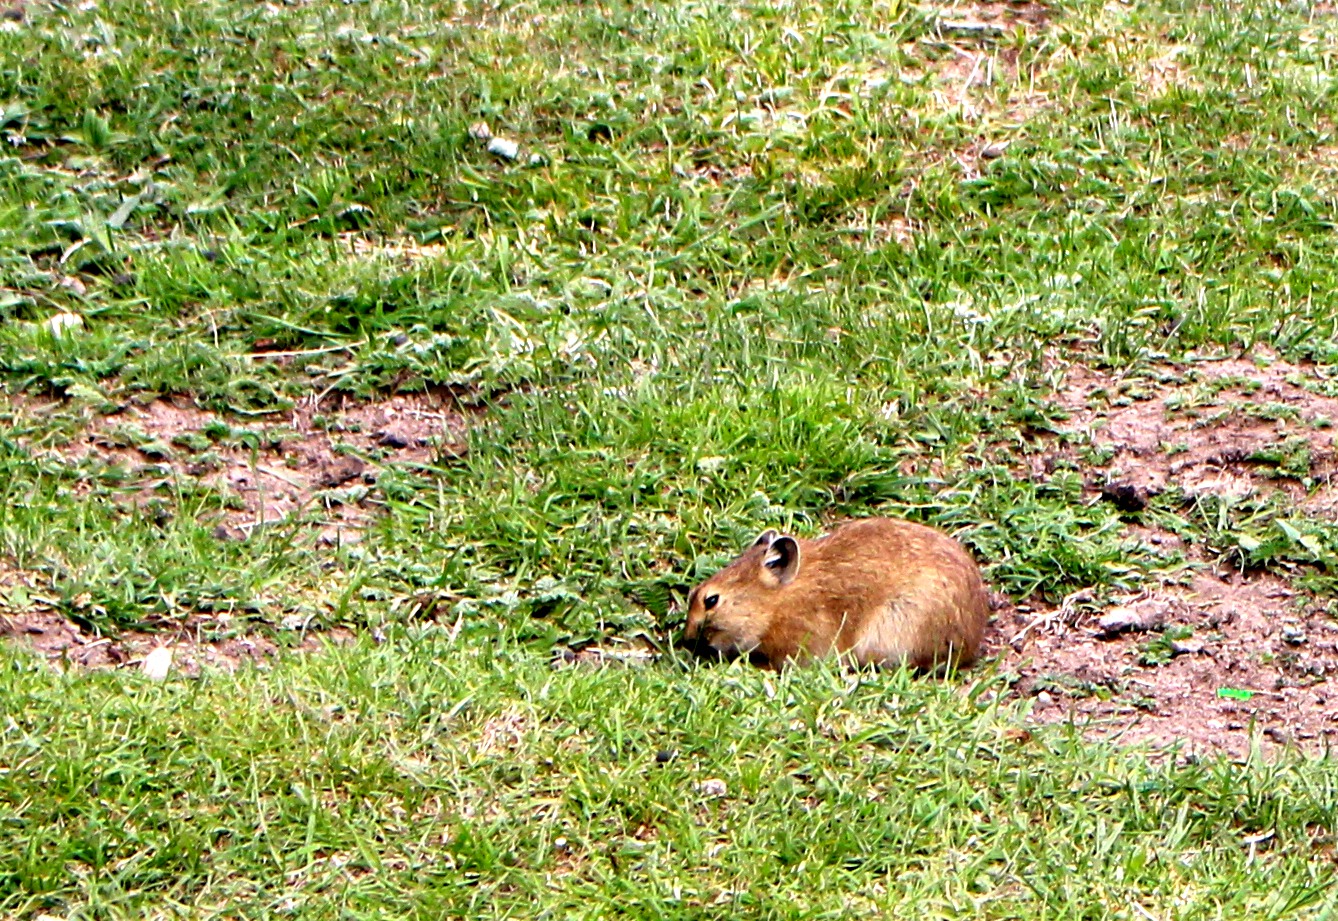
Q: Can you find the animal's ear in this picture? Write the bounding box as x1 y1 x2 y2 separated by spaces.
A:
752 529 779 549
761 536 800 586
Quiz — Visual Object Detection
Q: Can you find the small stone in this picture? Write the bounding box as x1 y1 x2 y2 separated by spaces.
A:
1281 622 1307 646
141 646 173 681
698 778 727 798
317 456 365 488
1035 691 1054 708
376 428 414 449
1169 637 1205 656
487 137 520 160
1097 605 1164 637
655 749 677 764
553 837 571 854
468 121 493 141
980 141 1009 160
1101 481 1150 512
316 527 357 548
939 18 1005 36
44 311 84 336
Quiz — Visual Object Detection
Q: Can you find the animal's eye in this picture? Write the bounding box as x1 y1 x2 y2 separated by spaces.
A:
704 594 719 611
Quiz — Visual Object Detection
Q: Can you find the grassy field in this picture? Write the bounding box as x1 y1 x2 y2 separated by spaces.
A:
3 0 1338 916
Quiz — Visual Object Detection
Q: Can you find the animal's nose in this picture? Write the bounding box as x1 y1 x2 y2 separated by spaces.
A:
683 612 711 641
680 624 715 658
685 629 733 662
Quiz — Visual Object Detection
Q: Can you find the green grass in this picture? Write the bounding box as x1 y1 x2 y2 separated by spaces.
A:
3 636 1337 919
4 0 1338 915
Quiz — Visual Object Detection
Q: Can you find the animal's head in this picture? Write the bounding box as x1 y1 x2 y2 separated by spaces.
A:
683 529 802 660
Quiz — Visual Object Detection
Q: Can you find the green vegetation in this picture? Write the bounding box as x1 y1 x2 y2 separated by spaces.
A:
4 640 1337 919
3 0 1337 916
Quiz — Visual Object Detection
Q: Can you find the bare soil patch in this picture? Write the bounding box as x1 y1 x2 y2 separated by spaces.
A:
986 572 1338 759
909 3 1056 177
1056 352 1338 513
2 607 355 674
991 351 1338 758
930 1 1051 32
19 388 472 542
0 563 355 673
1141 44 1200 98
920 39 1050 137
2 387 472 672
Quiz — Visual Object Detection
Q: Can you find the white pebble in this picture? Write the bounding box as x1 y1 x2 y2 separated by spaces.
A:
487 137 520 160
44 312 84 336
141 646 173 681
698 778 727 798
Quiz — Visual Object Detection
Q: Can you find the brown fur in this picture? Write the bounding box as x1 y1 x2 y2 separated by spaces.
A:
683 518 989 671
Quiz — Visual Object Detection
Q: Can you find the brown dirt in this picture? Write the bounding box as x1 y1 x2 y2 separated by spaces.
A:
1054 351 1338 512
2 388 471 673
908 3 1056 181
931 1 1051 33
0 602 355 675
921 39 1050 137
17 388 471 542
986 572 1338 759
988 350 1338 759
1141 45 1199 97
0 557 355 673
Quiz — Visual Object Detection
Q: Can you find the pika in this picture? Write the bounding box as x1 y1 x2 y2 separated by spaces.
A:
683 517 989 671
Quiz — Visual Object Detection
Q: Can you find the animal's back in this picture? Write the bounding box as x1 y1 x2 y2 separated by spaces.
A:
762 518 989 669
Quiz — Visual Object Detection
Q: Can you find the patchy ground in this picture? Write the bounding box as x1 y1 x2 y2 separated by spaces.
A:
0 597 354 675
4 352 1338 758
1055 352 1338 513
990 350 1338 759
1 388 470 672
988 572 1338 759
18 387 471 542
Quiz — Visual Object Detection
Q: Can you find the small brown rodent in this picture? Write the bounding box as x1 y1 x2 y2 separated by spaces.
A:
683 517 989 671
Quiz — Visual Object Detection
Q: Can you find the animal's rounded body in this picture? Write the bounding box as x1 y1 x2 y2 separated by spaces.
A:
683 518 989 671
